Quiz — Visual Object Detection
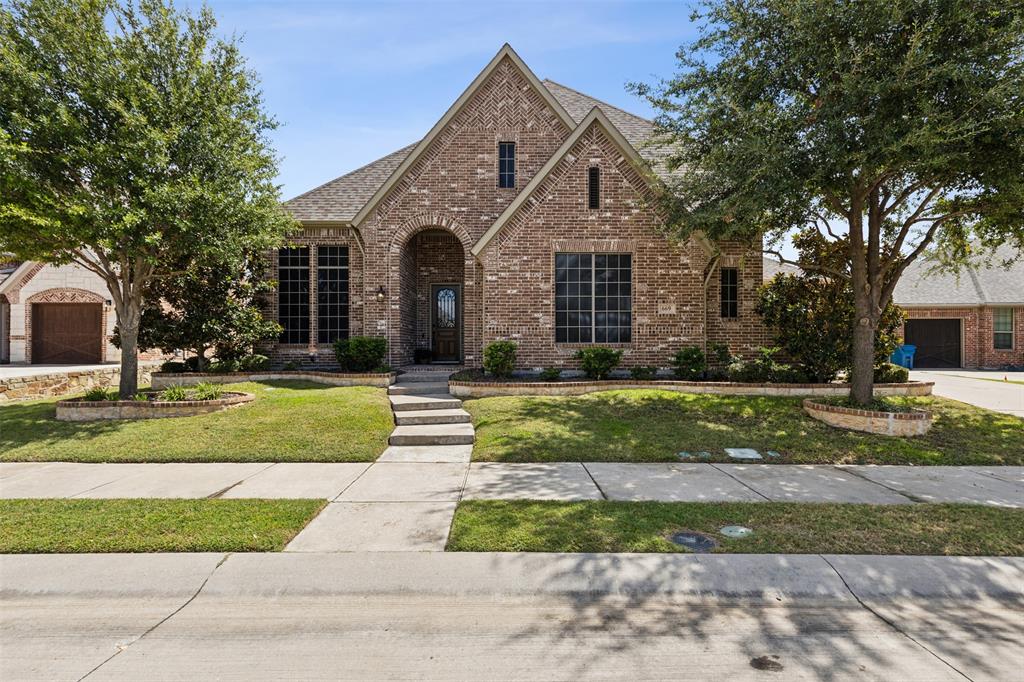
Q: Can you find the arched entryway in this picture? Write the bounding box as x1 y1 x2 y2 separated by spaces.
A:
397 228 466 364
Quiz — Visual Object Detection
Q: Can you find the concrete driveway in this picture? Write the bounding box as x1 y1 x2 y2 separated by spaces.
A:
911 370 1024 417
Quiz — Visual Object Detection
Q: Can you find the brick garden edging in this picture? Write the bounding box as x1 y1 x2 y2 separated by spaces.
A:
803 399 932 437
448 378 933 399
151 370 396 389
56 392 255 422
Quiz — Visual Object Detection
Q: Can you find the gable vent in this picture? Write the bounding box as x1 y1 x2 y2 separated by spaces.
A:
588 166 600 209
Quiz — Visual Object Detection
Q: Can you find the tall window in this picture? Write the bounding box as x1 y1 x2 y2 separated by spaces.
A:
720 267 739 318
317 246 349 344
994 308 1014 350
555 253 632 343
498 142 516 188
278 247 310 344
588 166 600 209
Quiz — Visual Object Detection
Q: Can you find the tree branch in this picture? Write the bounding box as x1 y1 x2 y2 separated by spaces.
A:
763 248 850 281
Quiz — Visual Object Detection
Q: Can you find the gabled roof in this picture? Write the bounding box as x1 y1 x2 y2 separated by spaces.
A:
349 44 577 228
471 107 655 257
762 257 800 281
893 243 1024 306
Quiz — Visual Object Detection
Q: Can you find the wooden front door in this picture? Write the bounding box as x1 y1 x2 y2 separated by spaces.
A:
430 284 461 362
31 303 103 364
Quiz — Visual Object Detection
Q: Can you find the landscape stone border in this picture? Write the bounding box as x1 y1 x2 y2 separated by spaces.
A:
448 378 933 399
56 392 255 422
0 365 157 402
802 398 932 437
151 370 396 389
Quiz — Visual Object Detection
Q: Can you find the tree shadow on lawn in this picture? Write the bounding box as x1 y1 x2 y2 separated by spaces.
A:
466 390 1023 465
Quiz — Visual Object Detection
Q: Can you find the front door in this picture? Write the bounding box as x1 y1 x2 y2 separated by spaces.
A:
431 284 461 362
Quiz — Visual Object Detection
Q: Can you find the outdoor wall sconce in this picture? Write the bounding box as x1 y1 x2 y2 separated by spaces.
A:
376 286 386 302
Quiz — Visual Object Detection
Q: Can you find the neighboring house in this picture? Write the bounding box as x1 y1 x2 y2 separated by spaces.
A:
273 44 768 369
894 244 1024 369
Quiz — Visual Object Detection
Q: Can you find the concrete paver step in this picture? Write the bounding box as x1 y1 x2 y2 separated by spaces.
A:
389 394 462 411
388 382 451 396
396 371 458 383
394 409 471 425
389 423 475 446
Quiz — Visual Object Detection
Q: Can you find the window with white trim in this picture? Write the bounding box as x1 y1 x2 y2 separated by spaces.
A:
555 253 632 343
994 308 1014 350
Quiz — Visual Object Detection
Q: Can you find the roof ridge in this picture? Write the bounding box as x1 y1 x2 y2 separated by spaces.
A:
541 78 653 125
284 143 417 205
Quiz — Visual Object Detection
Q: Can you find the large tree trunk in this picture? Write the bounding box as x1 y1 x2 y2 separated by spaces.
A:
850 291 877 405
115 303 141 398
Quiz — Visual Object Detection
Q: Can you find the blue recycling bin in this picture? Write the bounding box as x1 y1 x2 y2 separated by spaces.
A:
890 344 916 369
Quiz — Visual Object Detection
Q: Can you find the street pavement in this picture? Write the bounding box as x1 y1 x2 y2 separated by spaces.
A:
911 369 1024 417
2 552 1021 681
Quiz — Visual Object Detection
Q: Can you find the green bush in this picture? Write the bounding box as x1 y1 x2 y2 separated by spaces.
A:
132 393 150 402
282 360 299 371
671 346 706 380
159 360 186 373
708 342 734 367
206 359 239 373
159 385 188 401
237 354 269 371
192 382 224 401
539 367 562 381
630 365 658 380
82 386 114 401
334 336 388 372
727 347 807 383
183 356 202 372
483 341 517 378
874 362 910 384
575 347 622 380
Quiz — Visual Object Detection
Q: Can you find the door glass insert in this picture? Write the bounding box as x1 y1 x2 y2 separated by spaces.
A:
436 287 457 328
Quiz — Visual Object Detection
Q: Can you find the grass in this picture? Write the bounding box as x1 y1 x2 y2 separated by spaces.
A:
0 381 393 462
464 389 1023 465
447 500 1024 555
0 498 326 553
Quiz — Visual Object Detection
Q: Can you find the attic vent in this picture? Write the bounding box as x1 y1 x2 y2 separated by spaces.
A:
588 166 600 209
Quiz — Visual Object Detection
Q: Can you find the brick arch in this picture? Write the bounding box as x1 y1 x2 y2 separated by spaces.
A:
25 288 108 363
388 212 474 256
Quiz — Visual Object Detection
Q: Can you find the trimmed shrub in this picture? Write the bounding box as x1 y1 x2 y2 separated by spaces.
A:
874 362 910 384
282 360 299 371
539 367 562 381
630 365 658 380
334 336 388 372
708 342 734 367
192 382 224 401
672 346 706 380
237 354 269 371
159 360 186 373
183 356 202 372
483 341 517 378
82 386 114 401
727 347 807 383
159 385 188 401
575 347 622 380
206 359 239 373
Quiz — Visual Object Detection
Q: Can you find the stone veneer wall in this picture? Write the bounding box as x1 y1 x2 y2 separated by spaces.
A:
803 399 932 437
56 392 254 421
0 365 155 402
151 370 395 389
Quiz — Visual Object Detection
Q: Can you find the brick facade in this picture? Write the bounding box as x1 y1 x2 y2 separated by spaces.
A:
901 306 1024 368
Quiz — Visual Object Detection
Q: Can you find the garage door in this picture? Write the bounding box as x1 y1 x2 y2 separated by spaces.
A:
904 319 961 368
31 303 103 364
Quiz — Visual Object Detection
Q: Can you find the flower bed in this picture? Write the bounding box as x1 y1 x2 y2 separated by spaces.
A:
151 370 395 390
56 392 254 422
448 373 933 399
802 398 932 436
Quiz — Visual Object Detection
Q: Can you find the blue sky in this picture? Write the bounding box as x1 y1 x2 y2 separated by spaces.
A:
188 0 698 200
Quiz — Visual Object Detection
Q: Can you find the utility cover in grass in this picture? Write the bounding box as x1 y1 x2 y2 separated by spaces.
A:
677 451 712 460
721 525 754 539
725 448 763 461
668 531 718 553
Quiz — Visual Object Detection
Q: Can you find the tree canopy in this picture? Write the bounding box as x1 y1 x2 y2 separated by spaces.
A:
635 0 1024 403
0 0 293 395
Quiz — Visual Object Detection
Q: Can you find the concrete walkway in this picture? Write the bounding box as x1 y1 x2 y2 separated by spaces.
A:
3 552 1022 681
911 369 1024 417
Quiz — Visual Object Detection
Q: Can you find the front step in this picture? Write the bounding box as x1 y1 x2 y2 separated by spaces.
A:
389 423 475 446
389 394 463 411
394 409 471 426
388 382 450 396
396 371 457 383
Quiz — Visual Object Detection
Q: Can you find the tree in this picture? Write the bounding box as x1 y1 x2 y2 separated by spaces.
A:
0 0 293 396
115 250 281 371
634 0 1024 404
756 230 903 383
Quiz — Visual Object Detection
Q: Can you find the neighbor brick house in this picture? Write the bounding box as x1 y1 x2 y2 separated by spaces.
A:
894 243 1023 369
270 44 769 370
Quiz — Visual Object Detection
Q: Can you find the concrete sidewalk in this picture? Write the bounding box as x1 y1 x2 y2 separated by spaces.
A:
3 552 1022 681
911 369 1024 417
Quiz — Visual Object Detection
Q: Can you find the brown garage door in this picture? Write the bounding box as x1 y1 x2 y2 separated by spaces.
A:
904 319 961 368
31 303 103 364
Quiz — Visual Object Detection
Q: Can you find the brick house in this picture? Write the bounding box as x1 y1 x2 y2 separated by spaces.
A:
894 244 1023 369
270 44 769 370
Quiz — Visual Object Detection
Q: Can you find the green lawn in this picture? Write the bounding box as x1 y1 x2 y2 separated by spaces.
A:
448 500 1024 555
0 498 326 553
0 381 393 462
464 390 1023 465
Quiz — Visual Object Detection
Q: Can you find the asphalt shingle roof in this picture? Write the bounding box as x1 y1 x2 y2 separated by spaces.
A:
893 243 1024 306
284 80 670 223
